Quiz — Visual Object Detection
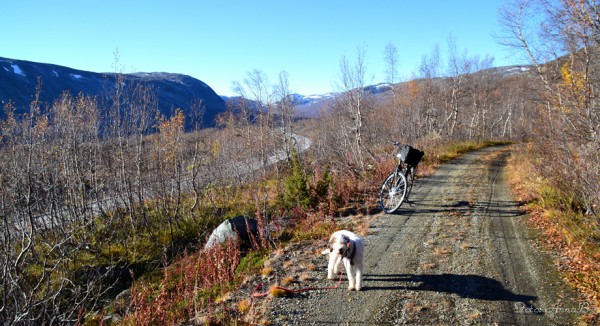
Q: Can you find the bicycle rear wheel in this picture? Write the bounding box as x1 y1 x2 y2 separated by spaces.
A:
379 172 408 213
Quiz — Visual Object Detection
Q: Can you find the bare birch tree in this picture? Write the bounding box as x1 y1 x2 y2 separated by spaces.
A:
499 0 599 215
336 46 372 172
275 70 294 163
383 42 400 85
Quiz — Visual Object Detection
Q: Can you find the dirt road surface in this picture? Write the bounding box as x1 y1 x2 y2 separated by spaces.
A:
263 146 580 325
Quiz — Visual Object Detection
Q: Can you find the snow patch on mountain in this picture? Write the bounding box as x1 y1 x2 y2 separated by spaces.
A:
503 66 530 75
12 65 25 76
364 83 392 94
290 92 337 106
0 56 226 128
481 65 532 77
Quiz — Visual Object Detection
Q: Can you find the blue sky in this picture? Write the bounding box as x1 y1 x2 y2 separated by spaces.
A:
2 0 521 96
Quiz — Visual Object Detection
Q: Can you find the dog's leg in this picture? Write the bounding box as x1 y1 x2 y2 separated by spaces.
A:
333 254 341 274
327 252 341 280
355 265 362 291
354 242 364 291
344 259 356 290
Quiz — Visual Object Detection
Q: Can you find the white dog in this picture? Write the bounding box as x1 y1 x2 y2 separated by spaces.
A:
321 230 364 291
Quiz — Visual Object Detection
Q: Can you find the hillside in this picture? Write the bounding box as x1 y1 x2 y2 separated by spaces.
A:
1 57 534 126
0 57 226 128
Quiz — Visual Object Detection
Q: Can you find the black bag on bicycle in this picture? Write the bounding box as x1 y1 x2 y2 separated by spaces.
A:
399 145 424 166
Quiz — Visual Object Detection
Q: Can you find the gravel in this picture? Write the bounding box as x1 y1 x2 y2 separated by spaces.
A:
250 146 580 325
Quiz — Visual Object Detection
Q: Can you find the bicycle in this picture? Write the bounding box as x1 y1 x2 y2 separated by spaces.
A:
379 142 424 213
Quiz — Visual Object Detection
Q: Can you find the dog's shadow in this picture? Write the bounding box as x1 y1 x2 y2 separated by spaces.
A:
362 273 542 314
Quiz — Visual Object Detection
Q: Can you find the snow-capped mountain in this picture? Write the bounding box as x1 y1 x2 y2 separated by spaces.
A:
289 84 395 118
2 56 534 127
288 92 337 118
290 92 337 105
479 65 532 78
0 57 226 129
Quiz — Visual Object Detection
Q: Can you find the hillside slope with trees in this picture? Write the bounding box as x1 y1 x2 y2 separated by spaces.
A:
0 56 226 129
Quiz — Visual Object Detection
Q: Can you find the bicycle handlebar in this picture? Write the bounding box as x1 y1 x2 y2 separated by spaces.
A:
390 141 403 148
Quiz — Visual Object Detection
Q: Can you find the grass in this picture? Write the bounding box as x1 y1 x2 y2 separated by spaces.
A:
237 250 269 275
261 266 274 277
281 276 296 286
506 144 600 321
299 273 312 282
269 285 291 298
237 299 252 313
426 140 512 166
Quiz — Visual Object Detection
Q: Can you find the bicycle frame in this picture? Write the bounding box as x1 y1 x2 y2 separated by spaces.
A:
379 143 418 213
394 150 414 178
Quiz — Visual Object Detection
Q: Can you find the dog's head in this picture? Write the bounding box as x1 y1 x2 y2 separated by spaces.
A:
322 234 354 258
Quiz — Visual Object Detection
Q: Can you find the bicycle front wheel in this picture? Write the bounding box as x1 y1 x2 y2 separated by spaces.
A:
379 172 408 213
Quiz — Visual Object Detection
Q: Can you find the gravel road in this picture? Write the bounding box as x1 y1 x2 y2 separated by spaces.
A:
263 146 580 325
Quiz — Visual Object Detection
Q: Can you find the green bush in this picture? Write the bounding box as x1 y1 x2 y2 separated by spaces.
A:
279 151 312 209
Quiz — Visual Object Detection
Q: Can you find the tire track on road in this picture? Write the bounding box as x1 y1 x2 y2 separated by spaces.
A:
267 146 577 325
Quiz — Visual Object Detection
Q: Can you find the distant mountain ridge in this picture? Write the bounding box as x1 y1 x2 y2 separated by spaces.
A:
0 57 226 128
1 57 533 126
289 82 417 118
286 64 533 118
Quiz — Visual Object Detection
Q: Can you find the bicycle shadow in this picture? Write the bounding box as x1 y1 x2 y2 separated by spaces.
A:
362 273 542 314
384 198 526 218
